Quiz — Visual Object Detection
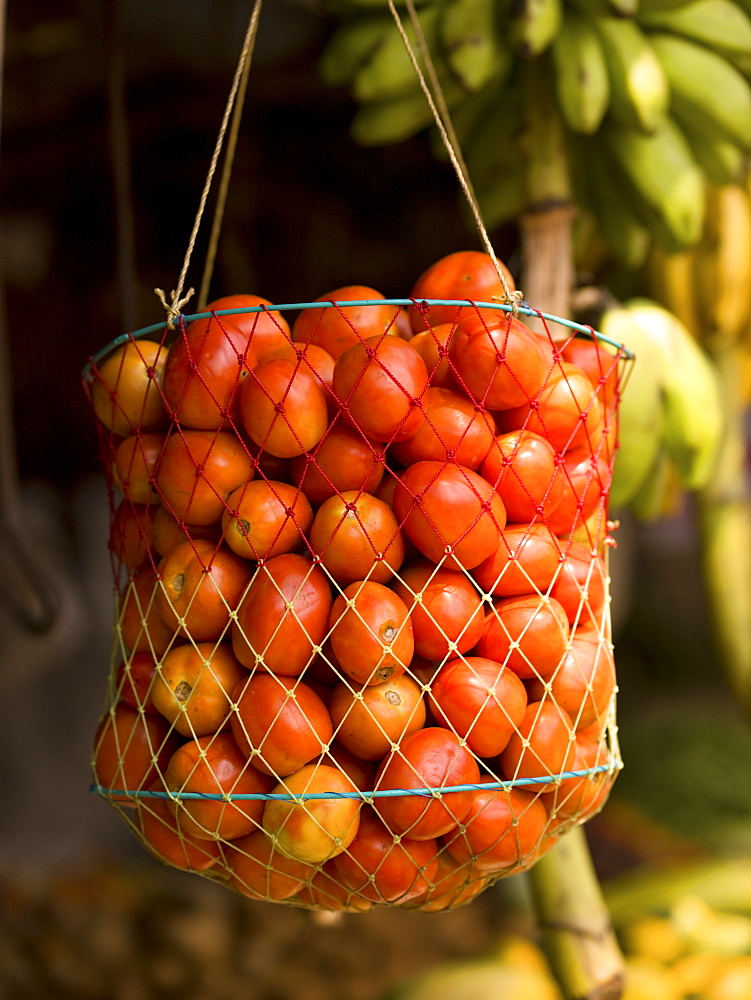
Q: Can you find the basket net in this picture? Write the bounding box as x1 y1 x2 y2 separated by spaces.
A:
83 278 627 913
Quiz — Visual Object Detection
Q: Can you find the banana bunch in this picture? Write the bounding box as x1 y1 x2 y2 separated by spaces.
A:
599 298 724 518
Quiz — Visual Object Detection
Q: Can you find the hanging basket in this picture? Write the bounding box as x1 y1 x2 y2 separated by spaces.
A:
82 287 630 912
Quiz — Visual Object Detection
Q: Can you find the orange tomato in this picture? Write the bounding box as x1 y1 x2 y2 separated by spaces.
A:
499 701 575 792
543 731 612 825
528 627 615 731
444 785 548 873
151 504 222 558
137 783 222 872
561 334 620 411
294 861 372 912
475 595 570 681
90 339 168 436
150 642 247 736
112 433 166 504
545 453 611 538
224 829 316 900
119 566 177 655
405 852 485 912
480 429 564 524
390 387 496 470
115 652 160 713
221 479 313 561
288 421 386 506
92 702 178 805
516 362 605 455
329 581 414 686
291 285 400 360
407 250 516 333
328 673 425 761
203 293 292 363
240 357 329 459
550 541 607 627
472 523 562 598
409 323 456 389
109 501 158 574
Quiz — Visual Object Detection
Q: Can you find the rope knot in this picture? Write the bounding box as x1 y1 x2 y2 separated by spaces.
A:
155 287 195 328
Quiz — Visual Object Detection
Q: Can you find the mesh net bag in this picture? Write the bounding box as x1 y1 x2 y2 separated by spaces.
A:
83 266 629 913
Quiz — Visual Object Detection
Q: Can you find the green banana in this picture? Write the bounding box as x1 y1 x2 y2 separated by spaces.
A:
319 16 394 88
649 33 751 150
351 75 464 145
439 0 509 92
507 0 563 57
595 18 669 132
551 12 611 135
676 118 746 186
463 94 527 225
568 0 638 18
638 0 751 56
351 6 442 102
601 118 705 251
627 448 681 521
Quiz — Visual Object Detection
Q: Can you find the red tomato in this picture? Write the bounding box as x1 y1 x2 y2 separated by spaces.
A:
393 461 506 571
92 702 178 805
480 429 564 523
328 673 426 761
332 808 439 903
408 250 516 333
137 783 222 872
329 580 413 686
449 314 549 410
561 334 620 411
115 652 160 713
119 566 177 655
374 728 480 839
204 294 292 363
545 453 611 538
518 362 605 454
472 524 562 598
109 501 158 573
288 421 386 506
230 673 334 778
405 852 486 912
392 559 485 661
240 357 329 459
231 553 332 676
225 829 316 900
295 861 372 912
550 541 607 627
409 324 456 389
291 286 400 360
474 596 570 681
543 731 613 825
150 642 247 737
152 505 221 559
332 335 429 443
221 479 313 561
112 433 166 504
499 701 575 792
90 339 168 436
390 387 496 470
444 785 548 873
428 656 527 758
528 628 616 731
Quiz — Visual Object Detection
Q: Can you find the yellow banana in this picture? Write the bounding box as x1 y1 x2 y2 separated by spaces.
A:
595 18 669 132
638 0 751 57
551 11 611 135
439 0 509 92
646 244 701 338
694 184 751 345
507 0 563 57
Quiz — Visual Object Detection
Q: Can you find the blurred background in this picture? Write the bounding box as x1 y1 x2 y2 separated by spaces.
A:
1 2 750 998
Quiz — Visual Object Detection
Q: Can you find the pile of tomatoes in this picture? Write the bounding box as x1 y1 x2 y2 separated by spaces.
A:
86 250 622 912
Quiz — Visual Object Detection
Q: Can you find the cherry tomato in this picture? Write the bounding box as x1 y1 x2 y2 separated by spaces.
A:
292 286 400 360
474 595 570 681
390 387 496 470
329 581 414 686
90 339 168 436
222 479 313 561
328 673 426 761
407 250 516 333
240 357 329 459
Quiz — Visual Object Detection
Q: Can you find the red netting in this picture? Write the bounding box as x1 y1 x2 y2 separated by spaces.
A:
83 281 628 913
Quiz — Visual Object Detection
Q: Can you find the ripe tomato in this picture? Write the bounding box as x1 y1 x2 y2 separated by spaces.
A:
152 505 221 559
240 358 329 459
480 429 564 523
562 334 620 411
472 523 562 599
444 785 548 873
409 324 456 389
332 808 439 903
309 490 405 586
262 763 362 864
393 461 506 571
543 732 612 825
137 783 222 872
224 829 316 900
221 479 313 561
499 701 575 792
165 731 274 840
545 453 611 538
92 702 178 805
156 430 254 526
392 559 485 661
203 294 292 364
405 853 485 912
291 285 400 360
231 673 334 777
407 250 516 333
231 553 332 676
109 501 158 573
550 541 607 627
390 387 496 470
294 861 372 912
112 433 165 504
518 362 605 454
156 538 251 642
449 314 549 411
328 673 426 761
115 652 160 713
528 628 615 731
288 421 386 506
296 342 336 394
329 581 414 686
90 339 168 436
151 642 247 737
475 596 570 681
374 727 480 839
332 335 429 443
428 656 527 758
320 744 377 791
119 566 177 656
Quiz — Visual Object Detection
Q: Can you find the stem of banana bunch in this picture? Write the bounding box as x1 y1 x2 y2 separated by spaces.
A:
516 57 625 1000
696 341 751 719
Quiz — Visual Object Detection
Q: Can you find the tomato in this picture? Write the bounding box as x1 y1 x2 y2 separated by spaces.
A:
407 250 516 333
480 429 564 523
231 553 332 676
288 421 386 506
518 362 605 455
499 701 575 792
165 731 274 840
309 490 405 586
550 541 607 628
294 861 372 912
405 852 486 912
332 808 439 903
115 652 160 713
444 785 548 873
240 357 329 459
449 314 549 411
152 505 221 559
204 294 292 363
475 596 570 681
428 656 527 758
392 559 485 661
543 732 612 824
374 728 480 840
224 829 316 901
109 501 158 573
151 642 247 737
545 453 611 538
230 673 334 777
332 335 428 443
112 433 166 504
156 538 251 642
528 628 615 731
137 783 222 872
221 479 313 561
561 334 620 411
119 566 177 656
92 702 178 805
409 324 456 389
393 461 506 571
296 341 336 394
329 581 414 686
90 339 168 436
472 523 562 598
328 673 426 761
390 387 496 470
262 763 362 864
156 430 254 526
319 744 378 791
291 285 400 360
